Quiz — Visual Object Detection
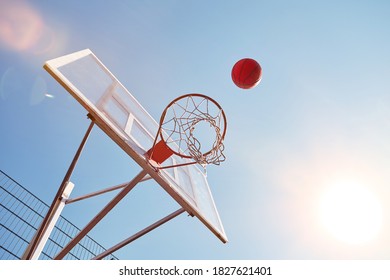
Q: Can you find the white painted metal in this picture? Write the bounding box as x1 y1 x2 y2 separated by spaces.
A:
30 182 74 260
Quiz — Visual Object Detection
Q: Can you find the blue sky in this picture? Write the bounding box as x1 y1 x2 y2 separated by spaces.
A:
1 0 390 259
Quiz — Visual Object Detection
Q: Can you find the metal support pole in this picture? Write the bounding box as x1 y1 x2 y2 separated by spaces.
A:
92 208 185 260
54 169 148 260
65 175 152 205
29 182 74 259
22 120 94 260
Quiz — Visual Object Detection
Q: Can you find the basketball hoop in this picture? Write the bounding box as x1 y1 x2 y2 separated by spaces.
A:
147 94 227 168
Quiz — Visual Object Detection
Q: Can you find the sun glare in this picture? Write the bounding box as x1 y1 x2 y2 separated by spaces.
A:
319 181 383 245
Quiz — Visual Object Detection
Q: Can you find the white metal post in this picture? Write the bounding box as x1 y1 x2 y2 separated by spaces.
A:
29 182 75 260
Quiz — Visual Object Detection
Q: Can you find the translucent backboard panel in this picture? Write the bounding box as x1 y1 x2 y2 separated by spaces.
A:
44 49 227 243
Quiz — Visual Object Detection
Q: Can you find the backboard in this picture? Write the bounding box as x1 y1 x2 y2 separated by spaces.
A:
44 49 227 243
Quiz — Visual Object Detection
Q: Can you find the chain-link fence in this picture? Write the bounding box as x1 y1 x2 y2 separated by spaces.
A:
0 170 118 260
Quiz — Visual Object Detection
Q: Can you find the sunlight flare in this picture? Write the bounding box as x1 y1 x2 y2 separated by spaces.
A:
319 181 383 245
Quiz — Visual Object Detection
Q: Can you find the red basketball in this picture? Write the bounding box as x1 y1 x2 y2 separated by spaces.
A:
231 58 262 89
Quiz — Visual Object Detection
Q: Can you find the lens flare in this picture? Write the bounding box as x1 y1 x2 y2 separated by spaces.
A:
0 0 43 51
0 0 63 55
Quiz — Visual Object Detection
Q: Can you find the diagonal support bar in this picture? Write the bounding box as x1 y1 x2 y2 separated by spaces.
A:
92 208 185 260
22 120 94 260
65 175 152 205
54 169 148 260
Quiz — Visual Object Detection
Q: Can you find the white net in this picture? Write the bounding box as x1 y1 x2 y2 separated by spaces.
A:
159 94 227 166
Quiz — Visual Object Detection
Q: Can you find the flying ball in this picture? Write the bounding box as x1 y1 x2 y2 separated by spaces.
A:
231 58 262 89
